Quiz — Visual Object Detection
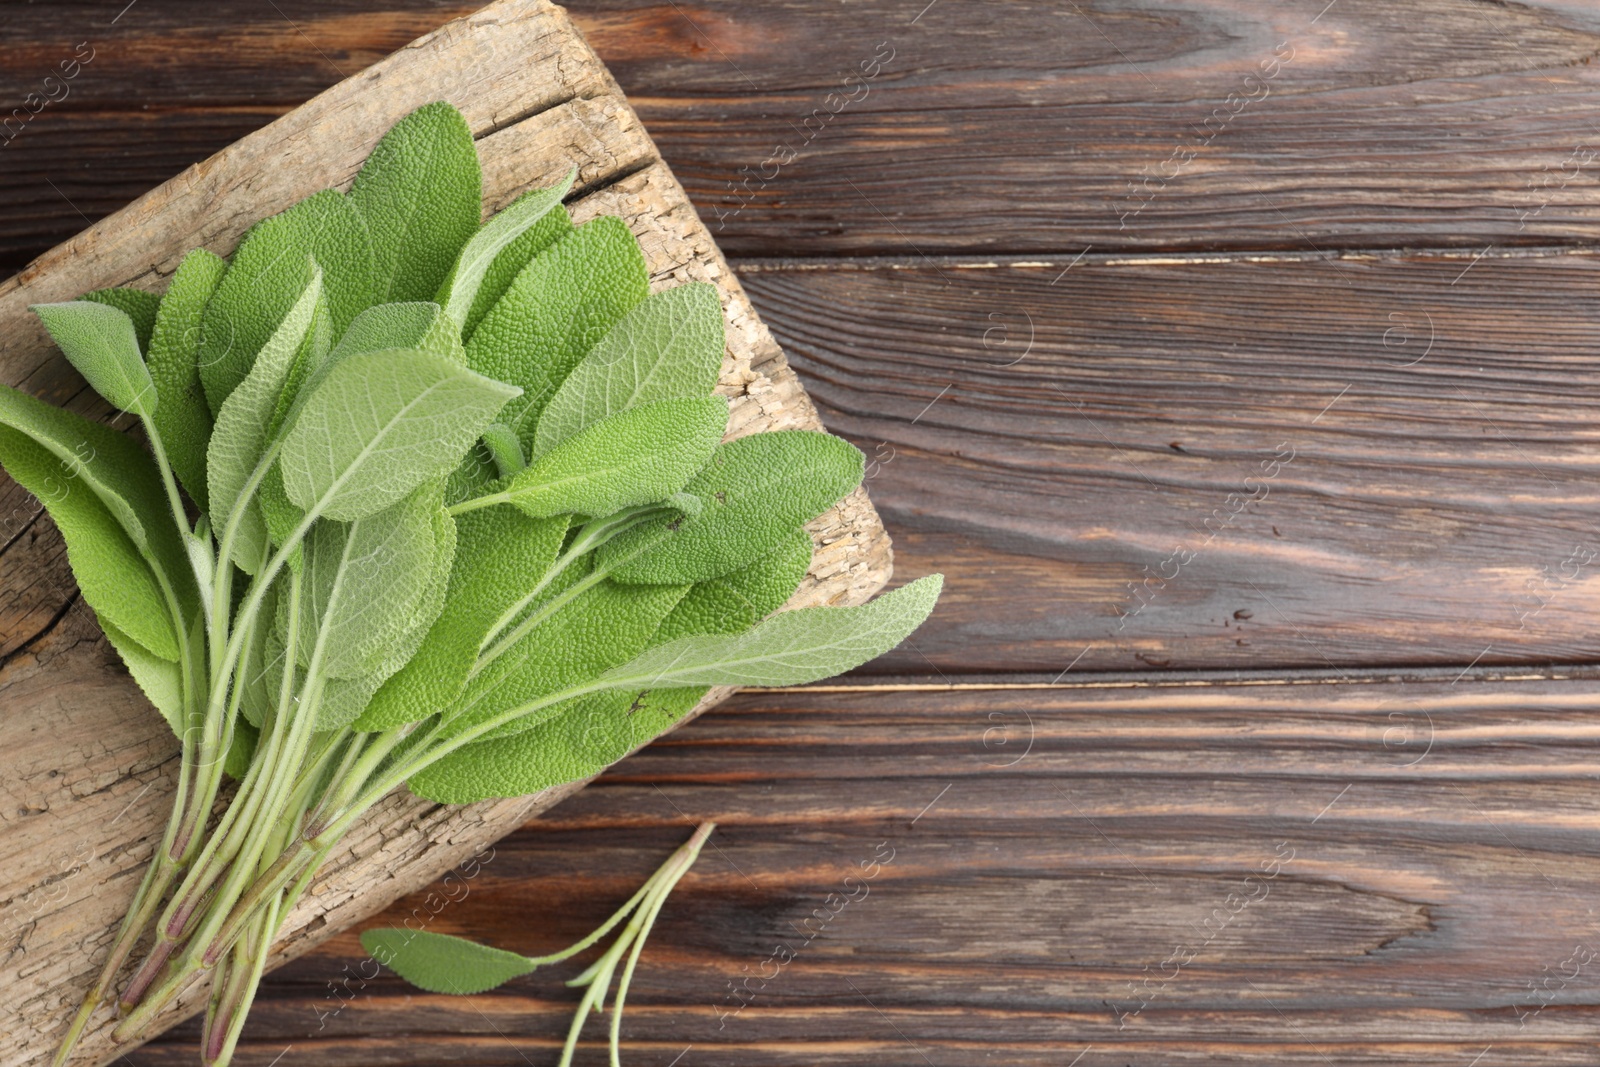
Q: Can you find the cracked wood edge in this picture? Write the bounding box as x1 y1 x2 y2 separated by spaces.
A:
0 2 892 1064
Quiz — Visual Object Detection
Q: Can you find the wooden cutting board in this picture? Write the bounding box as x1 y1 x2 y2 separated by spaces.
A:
0 3 893 1063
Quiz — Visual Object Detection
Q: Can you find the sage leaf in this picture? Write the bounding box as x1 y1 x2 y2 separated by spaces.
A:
461 191 574 342
596 573 943 690
82 287 160 353
207 264 323 572
0 425 180 659
299 482 438 679
279 346 520 522
355 506 565 731
0 383 193 604
328 301 462 366
438 168 576 329
599 430 863 584
440 556 687 740
465 216 648 449
102 618 184 734
360 929 534 994
496 397 726 520
534 283 725 454
199 189 374 412
350 101 482 305
31 301 158 418
655 525 813 640
146 248 226 510
478 423 524 478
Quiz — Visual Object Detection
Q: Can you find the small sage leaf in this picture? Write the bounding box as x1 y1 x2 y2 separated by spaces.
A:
82 287 160 353
439 168 576 329
359 929 534 995
146 248 226 510
31 301 158 417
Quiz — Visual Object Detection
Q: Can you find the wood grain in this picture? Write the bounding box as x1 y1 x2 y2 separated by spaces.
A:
123 672 1600 1066
16 1 1600 266
0 3 891 1064
735 248 1600 675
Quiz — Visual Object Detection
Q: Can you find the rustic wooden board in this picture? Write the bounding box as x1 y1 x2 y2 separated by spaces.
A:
737 249 1600 675
0 3 892 1064
128 670 1600 1066
16 1 1600 266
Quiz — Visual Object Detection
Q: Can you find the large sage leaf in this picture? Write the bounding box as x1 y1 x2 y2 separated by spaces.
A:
207 265 323 572
497 397 726 520
355 505 566 731
534 283 725 454
438 169 576 329
298 482 439 679
31 301 157 418
465 216 648 449
595 574 942 690
279 346 519 522
146 248 226 510
350 101 482 305
199 189 374 412
0 425 180 659
599 430 863 584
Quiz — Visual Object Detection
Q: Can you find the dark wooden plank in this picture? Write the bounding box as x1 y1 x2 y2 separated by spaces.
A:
740 248 1600 675
127 674 1600 1066
14 1 1600 268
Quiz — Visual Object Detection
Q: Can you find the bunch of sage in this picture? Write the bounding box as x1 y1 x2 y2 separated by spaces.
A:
7 101 939 1066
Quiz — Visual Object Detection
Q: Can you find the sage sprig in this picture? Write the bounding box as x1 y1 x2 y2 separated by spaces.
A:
7 101 939 1066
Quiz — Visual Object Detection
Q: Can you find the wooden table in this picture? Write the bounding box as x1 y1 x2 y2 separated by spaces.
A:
7 1 1600 1063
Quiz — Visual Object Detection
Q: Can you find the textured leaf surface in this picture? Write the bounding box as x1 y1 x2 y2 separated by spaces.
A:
102 619 184 734
207 266 323 572
465 216 648 449
597 574 943 690
82 287 160 352
350 101 482 305
299 483 437 679
461 197 574 342
535 283 725 454
146 248 226 510
361 929 532 995
356 506 566 731
440 557 687 740
600 431 863 584
439 169 575 329
31 301 157 417
279 346 519 522
198 189 374 412
654 526 813 641
502 397 726 520
0 425 179 659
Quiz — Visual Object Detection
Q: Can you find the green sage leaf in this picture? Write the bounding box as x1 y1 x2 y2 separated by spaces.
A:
534 283 725 454
465 216 648 450
199 189 374 412
102 618 184 734
146 248 226 511
360 929 534 994
350 101 482 305
596 574 943 690
82 287 160 353
0 424 180 659
207 264 323 572
31 301 157 418
498 397 726 520
279 346 520 522
599 430 863 585
438 168 575 329
461 192 574 342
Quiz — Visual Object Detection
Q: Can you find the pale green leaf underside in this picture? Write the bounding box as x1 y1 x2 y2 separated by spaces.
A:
82 288 159 353
534 282 726 455
596 574 943 690
207 265 323 573
439 167 576 329
361 928 533 995
502 397 726 520
32 301 157 417
0 424 179 660
600 430 863 585
280 346 520 522
462 194 574 342
102 618 184 735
